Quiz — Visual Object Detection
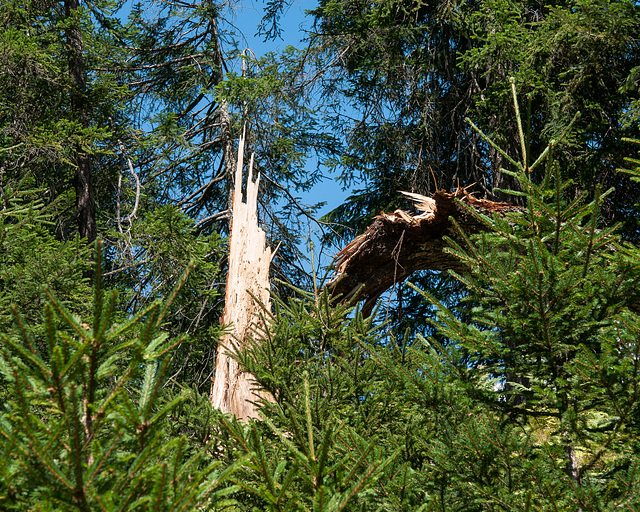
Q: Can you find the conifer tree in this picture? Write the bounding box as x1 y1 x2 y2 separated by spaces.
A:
214 81 640 510
416 81 640 507
0 244 239 510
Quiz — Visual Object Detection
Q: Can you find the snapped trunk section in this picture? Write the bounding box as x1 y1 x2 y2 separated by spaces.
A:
210 131 273 420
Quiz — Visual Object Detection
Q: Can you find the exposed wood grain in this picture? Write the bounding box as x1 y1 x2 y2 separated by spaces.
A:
327 189 523 315
210 133 272 420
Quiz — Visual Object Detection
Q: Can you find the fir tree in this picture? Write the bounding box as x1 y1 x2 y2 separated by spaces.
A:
416 81 640 507
0 244 239 511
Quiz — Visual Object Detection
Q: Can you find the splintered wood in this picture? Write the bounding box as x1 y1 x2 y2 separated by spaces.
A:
210 134 272 421
327 188 523 315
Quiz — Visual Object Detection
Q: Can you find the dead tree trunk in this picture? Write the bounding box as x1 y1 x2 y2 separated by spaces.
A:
210 133 273 420
327 189 524 315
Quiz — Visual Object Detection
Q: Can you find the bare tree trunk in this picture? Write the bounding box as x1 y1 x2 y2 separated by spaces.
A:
65 0 96 242
210 131 273 420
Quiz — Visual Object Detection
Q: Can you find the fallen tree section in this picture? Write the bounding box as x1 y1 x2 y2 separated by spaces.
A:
210 134 273 421
326 189 524 315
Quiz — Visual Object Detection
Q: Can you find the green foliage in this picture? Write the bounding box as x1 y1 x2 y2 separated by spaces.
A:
107 205 226 392
211 84 640 510
0 0 126 235
223 284 546 509
0 181 92 335
0 245 239 511
310 0 640 340
219 291 406 510
3 0 640 508
411 85 640 507
313 0 640 239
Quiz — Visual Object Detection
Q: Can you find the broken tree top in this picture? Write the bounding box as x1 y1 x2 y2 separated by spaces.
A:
326 188 524 315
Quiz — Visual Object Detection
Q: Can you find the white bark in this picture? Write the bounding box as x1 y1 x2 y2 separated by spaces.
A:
210 132 272 420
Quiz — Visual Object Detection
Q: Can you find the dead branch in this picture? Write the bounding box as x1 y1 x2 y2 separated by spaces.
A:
326 188 523 315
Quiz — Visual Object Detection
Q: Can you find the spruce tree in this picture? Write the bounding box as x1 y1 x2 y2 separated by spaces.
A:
0 244 238 511
416 81 640 508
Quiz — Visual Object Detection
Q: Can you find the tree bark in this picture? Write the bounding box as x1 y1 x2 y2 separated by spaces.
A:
327 189 524 315
210 131 273 420
65 0 96 242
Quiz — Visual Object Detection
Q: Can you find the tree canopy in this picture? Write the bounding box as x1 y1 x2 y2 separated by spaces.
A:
2 0 640 509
